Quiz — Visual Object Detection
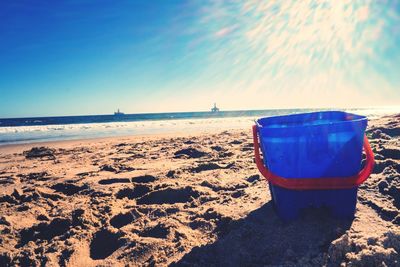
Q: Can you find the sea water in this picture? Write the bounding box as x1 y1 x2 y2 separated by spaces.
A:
0 107 398 145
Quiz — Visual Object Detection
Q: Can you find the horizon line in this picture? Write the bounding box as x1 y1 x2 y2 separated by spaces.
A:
1 105 399 120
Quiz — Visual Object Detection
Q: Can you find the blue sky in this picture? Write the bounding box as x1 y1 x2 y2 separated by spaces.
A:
0 0 399 118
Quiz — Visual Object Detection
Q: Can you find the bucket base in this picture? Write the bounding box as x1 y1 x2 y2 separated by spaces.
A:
269 183 358 221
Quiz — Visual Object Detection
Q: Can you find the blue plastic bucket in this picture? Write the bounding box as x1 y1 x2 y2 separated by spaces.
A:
254 111 370 220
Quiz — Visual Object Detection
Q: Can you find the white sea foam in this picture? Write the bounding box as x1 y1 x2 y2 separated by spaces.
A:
0 117 257 145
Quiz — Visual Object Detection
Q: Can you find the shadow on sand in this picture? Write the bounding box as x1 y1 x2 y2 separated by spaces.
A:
172 201 353 266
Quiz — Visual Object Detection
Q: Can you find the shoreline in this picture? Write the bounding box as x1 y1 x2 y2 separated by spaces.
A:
1 107 399 147
0 111 394 150
0 128 246 153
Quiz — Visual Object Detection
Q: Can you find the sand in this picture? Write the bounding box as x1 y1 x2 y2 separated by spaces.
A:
0 114 399 266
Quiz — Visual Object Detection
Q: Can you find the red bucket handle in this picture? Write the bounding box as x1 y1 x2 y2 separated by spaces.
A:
252 125 374 190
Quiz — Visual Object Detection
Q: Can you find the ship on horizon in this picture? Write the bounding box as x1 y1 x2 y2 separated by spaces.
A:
211 103 220 113
114 109 125 116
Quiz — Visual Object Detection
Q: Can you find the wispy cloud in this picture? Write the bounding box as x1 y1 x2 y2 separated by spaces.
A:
214 25 236 38
182 0 400 108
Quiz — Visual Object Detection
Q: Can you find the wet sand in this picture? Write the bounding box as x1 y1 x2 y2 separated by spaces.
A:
0 114 399 266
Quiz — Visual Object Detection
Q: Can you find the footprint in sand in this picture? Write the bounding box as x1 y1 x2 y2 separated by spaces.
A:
17 218 71 247
89 229 125 260
51 183 89 196
17 172 50 182
174 148 208 159
373 160 399 174
140 224 170 239
136 187 200 205
110 212 135 229
190 162 234 173
23 147 56 160
132 175 157 183
0 176 14 185
98 178 131 185
115 185 151 200
377 148 400 160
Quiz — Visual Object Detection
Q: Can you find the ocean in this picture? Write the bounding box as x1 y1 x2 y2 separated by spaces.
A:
0 107 398 145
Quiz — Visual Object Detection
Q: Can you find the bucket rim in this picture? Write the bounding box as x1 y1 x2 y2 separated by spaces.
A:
255 110 367 130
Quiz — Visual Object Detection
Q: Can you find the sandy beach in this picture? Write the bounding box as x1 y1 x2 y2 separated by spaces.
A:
0 113 399 266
